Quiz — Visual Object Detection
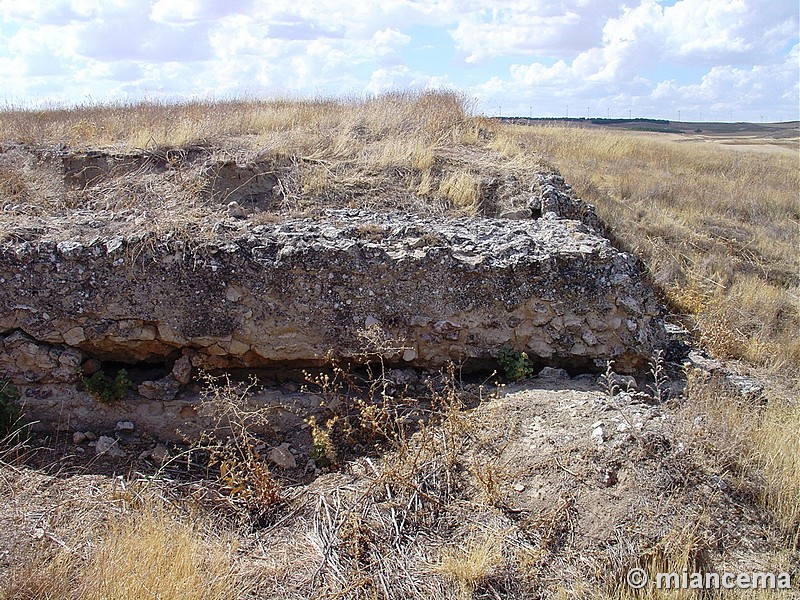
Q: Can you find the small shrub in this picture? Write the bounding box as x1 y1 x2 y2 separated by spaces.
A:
0 379 20 436
302 364 403 469
306 415 339 470
197 374 283 522
215 449 282 513
498 347 534 381
470 458 510 506
82 369 132 404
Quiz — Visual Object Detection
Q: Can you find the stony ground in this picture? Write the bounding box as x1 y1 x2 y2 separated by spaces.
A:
0 355 794 599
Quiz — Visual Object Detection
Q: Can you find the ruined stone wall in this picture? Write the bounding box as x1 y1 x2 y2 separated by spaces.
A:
1 209 663 382
0 160 668 439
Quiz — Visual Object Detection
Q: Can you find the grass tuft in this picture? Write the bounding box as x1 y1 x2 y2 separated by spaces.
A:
438 171 480 215
79 500 241 600
435 534 504 599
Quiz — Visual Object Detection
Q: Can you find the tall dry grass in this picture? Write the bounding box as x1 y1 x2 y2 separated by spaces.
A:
488 123 800 372
0 91 468 158
676 371 799 564
79 500 241 600
0 495 242 600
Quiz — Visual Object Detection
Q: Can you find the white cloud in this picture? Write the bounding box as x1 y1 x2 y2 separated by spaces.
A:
657 0 749 58
470 0 798 119
149 0 246 26
449 1 619 63
651 50 800 115
0 1 88 25
0 0 795 120
370 28 412 56
659 0 797 61
507 60 571 87
366 65 446 94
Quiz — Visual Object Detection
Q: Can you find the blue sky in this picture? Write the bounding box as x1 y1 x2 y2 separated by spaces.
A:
0 0 797 121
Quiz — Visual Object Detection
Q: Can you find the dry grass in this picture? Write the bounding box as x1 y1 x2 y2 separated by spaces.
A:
599 368 800 599
486 122 800 372
0 486 242 600
435 533 504 599
682 371 800 544
751 399 800 543
0 92 464 152
78 499 241 600
438 170 480 215
2 361 796 599
608 519 712 600
1 92 541 242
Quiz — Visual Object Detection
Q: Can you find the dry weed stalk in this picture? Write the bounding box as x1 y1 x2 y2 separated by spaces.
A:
194 373 284 524
300 327 419 472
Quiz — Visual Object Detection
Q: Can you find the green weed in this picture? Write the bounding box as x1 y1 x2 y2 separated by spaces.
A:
82 369 132 404
498 347 534 381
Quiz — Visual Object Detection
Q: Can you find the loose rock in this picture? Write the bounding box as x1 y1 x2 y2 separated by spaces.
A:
80 358 102 376
171 356 193 385
150 443 170 464
268 443 297 469
590 421 606 443
537 366 570 379
227 201 247 219
138 376 180 401
95 435 126 458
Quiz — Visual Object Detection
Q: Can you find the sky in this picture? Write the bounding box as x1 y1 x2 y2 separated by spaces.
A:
0 0 798 122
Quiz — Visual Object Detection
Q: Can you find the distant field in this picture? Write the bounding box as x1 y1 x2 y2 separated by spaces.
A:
499 116 800 153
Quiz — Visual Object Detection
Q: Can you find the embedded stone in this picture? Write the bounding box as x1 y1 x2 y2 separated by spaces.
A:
80 358 102 375
62 327 86 345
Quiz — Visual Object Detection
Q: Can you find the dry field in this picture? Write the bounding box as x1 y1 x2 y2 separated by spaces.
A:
0 94 797 598
488 120 800 372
